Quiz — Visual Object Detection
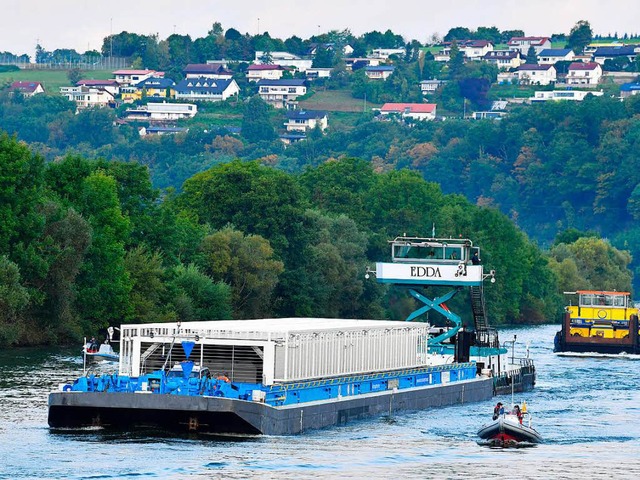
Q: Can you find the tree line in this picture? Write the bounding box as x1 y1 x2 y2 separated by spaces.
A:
8 129 632 347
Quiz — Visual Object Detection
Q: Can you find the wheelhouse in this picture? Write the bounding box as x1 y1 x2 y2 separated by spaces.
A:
390 236 480 264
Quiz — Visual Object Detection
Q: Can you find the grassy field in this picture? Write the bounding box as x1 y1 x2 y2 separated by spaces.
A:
299 88 381 113
0 69 113 93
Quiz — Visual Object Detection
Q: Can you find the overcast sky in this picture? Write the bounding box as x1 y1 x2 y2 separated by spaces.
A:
2 0 639 58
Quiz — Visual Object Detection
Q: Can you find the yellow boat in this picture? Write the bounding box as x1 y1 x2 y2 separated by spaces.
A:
554 291 640 354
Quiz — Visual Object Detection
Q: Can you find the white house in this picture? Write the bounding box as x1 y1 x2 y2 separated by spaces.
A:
305 68 332 80
124 102 197 121
483 50 524 70
516 64 557 85
369 48 406 59
257 79 307 108
379 103 437 121
284 110 328 132
254 51 313 72
508 37 552 55
174 78 239 102
246 64 286 82
529 90 604 102
183 63 233 80
113 69 160 85
60 86 115 109
9 81 45 96
537 49 575 65
344 57 382 71
620 83 640 98
419 79 447 95
365 65 395 80
76 79 120 96
566 62 603 86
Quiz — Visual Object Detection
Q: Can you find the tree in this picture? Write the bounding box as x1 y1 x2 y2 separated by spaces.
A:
200 227 283 319
525 45 538 64
67 68 82 85
444 27 472 42
241 96 276 142
448 41 465 79
169 263 232 321
567 20 593 54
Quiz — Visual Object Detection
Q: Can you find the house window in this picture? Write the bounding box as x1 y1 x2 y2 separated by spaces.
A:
288 87 296 93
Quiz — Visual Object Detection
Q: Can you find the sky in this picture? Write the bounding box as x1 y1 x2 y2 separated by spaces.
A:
2 0 639 59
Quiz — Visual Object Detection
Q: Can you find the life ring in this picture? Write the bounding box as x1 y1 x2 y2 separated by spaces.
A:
62 384 73 392
571 332 582 337
598 310 607 319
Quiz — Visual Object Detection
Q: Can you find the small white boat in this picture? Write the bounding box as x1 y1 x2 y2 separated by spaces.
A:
477 403 543 447
83 341 119 362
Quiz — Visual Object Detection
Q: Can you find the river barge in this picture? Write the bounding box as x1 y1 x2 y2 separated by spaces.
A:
554 290 640 354
48 236 534 434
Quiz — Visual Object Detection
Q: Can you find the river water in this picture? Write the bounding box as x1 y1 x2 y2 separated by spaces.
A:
1 324 640 479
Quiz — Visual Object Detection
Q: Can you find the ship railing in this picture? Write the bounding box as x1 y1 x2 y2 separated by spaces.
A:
475 328 500 348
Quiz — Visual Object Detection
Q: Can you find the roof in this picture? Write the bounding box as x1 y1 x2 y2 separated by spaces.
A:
593 45 638 56
257 79 307 86
620 83 640 92
135 77 176 89
183 63 232 74
125 318 425 337
538 48 573 56
77 79 119 86
484 50 519 59
286 110 327 120
380 103 437 114
518 64 554 71
145 126 188 133
175 77 236 94
113 69 157 75
568 62 601 70
365 65 395 71
508 36 551 45
9 81 42 93
247 64 285 71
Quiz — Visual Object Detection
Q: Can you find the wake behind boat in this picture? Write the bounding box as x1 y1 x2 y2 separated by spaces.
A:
477 402 542 447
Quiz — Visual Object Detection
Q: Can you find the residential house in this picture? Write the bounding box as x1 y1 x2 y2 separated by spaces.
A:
174 78 240 102
620 83 640 98
369 48 406 60
257 79 307 108
305 68 332 80
183 63 233 80
8 81 44 96
508 37 552 55
483 50 524 70
497 71 519 84
538 48 575 65
365 65 395 80
566 62 603 86
529 90 604 102
121 77 176 102
254 51 313 72
419 79 447 95
284 110 328 132
592 45 639 65
246 64 286 82
60 85 115 109
76 79 119 96
442 40 494 60
516 64 557 85
279 133 307 145
379 103 437 121
306 43 354 57
113 69 160 85
344 57 382 71
124 102 197 121
139 126 189 136
472 111 507 120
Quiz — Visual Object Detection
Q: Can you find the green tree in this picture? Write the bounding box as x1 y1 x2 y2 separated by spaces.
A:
241 96 276 142
200 227 283 319
525 45 538 64
169 263 232 321
567 20 593 54
0 256 30 345
447 41 465 80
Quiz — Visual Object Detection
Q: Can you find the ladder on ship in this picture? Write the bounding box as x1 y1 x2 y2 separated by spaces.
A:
470 285 489 332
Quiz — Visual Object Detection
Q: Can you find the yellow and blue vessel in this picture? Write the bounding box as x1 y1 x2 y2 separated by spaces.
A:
554 290 640 354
